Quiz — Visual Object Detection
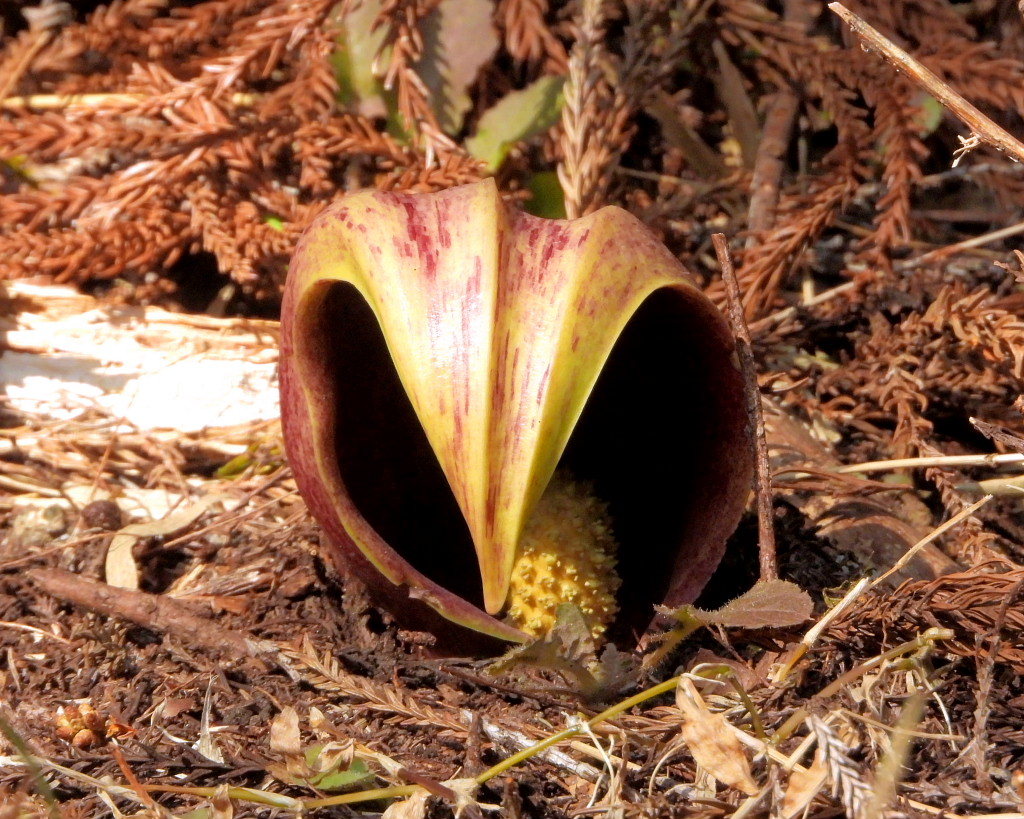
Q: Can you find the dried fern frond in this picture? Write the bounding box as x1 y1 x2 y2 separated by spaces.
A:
829 566 1024 671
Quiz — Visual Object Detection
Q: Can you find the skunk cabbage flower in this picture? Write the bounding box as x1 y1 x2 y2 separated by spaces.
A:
280 179 751 649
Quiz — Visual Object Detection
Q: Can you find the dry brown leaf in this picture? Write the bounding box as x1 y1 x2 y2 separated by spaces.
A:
269 706 302 757
781 749 828 818
267 705 308 783
693 579 813 629
105 493 231 589
382 790 430 819
210 784 234 819
675 678 758 796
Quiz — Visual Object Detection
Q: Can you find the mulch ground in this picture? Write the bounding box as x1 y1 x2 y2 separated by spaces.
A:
5 0 1024 815
1 426 1023 816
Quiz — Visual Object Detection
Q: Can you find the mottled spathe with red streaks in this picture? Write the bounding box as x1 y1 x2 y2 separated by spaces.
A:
279 179 752 645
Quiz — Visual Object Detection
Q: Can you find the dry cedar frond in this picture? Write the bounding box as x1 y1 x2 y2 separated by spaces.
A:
0 0 1017 313
280 637 470 735
851 0 976 48
0 0 498 296
271 21 342 121
557 0 611 219
708 9 875 315
497 0 568 74
731 141 865 318
808 716 873 819
0 202 192 283
816 284 1024 562
923 47 1024 117
31 0 166 75
559 0 697 219
827 566 1024 672
290 116 420 196
0 1 72 99
920 447 1005 568
0 28 49 102
818 285 1024 438
715 0 1024 318
377 151 486 193
860 74 927 265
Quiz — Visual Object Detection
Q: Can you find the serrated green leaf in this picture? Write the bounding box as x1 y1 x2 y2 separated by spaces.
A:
466 76 565 171
691 579 813 629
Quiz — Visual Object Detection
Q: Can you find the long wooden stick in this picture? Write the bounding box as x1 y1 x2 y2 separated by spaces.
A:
830 3 1024 163
713 233 777 580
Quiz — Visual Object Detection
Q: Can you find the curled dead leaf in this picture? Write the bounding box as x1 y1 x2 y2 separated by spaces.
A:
382 790 430 819
781 749 828 818
675 677 758 796
105 493 231 589
269 706 302 757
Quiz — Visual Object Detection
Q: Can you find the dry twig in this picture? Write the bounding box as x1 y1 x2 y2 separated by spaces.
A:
27 568 260 660
830 3 1024 164
714 233 777 580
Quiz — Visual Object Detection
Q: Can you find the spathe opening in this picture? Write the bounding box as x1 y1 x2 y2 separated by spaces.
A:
305 281 483 606
302 280 748 642
559 287 749 641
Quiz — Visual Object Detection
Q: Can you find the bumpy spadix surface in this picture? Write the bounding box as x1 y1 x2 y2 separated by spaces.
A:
506 473 619 638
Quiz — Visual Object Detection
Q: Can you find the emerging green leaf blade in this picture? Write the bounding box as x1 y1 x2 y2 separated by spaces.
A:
331 0 389 117
466 76 566 171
